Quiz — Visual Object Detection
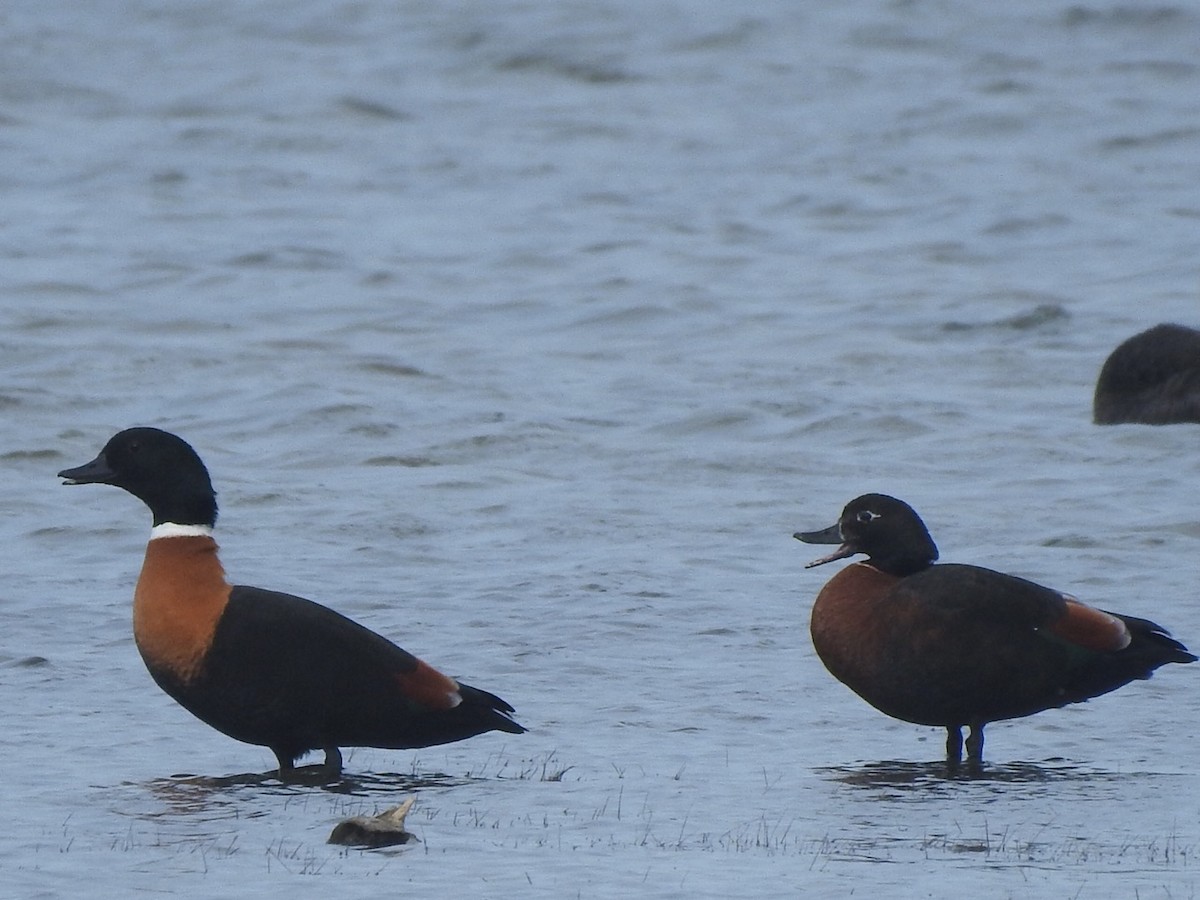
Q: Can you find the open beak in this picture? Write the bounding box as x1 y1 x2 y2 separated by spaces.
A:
793 523 856 569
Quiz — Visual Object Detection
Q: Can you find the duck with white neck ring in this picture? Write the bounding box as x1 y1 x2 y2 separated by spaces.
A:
59 427 525 780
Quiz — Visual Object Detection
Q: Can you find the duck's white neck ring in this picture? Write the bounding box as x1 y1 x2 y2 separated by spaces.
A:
150 522 214 540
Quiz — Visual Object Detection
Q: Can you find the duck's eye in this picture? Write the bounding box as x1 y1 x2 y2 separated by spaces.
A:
856 510 880 523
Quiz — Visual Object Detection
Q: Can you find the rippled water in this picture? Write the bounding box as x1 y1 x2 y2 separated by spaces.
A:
3 1 1200 897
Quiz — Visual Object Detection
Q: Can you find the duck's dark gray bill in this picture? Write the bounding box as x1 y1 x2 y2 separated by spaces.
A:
58 453 114 485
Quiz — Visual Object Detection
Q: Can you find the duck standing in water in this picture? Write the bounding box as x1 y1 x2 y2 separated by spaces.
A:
795 494 1194 766
59 427 525 779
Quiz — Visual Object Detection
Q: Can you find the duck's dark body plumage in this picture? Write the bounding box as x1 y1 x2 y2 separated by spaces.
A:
148 585 523 768
60 427 524 778
797 494 1194 766
814 562 1189 728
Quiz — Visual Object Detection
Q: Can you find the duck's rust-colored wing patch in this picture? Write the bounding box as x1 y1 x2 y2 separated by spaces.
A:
395 659 462 711
1047 595 1131 653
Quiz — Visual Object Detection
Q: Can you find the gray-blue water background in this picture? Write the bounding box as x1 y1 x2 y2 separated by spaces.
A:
3 1 1200 897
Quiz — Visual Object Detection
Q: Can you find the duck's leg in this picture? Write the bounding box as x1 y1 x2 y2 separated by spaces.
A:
323 745 343 778
965 724 985 767
273 746 342 783
945 725 963 764
273 748 297 780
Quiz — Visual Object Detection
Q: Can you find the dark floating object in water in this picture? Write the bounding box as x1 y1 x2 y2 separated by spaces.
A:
1093 323 1200 424
329 797 418 848
795 493 1195 768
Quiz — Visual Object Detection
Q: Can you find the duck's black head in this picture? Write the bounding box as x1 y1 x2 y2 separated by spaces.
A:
794 493 938 577
59 427 218 528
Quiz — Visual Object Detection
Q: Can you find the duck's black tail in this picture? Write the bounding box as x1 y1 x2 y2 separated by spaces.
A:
1065 612 1195 703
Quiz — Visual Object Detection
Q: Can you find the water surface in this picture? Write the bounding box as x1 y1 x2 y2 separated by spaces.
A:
3 1 1199 897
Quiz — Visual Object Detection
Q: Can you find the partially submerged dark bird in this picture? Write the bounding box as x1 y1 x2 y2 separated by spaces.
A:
329 796 418 848
795 494 1194 766
59 427 525 779
1093 323 1200 424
